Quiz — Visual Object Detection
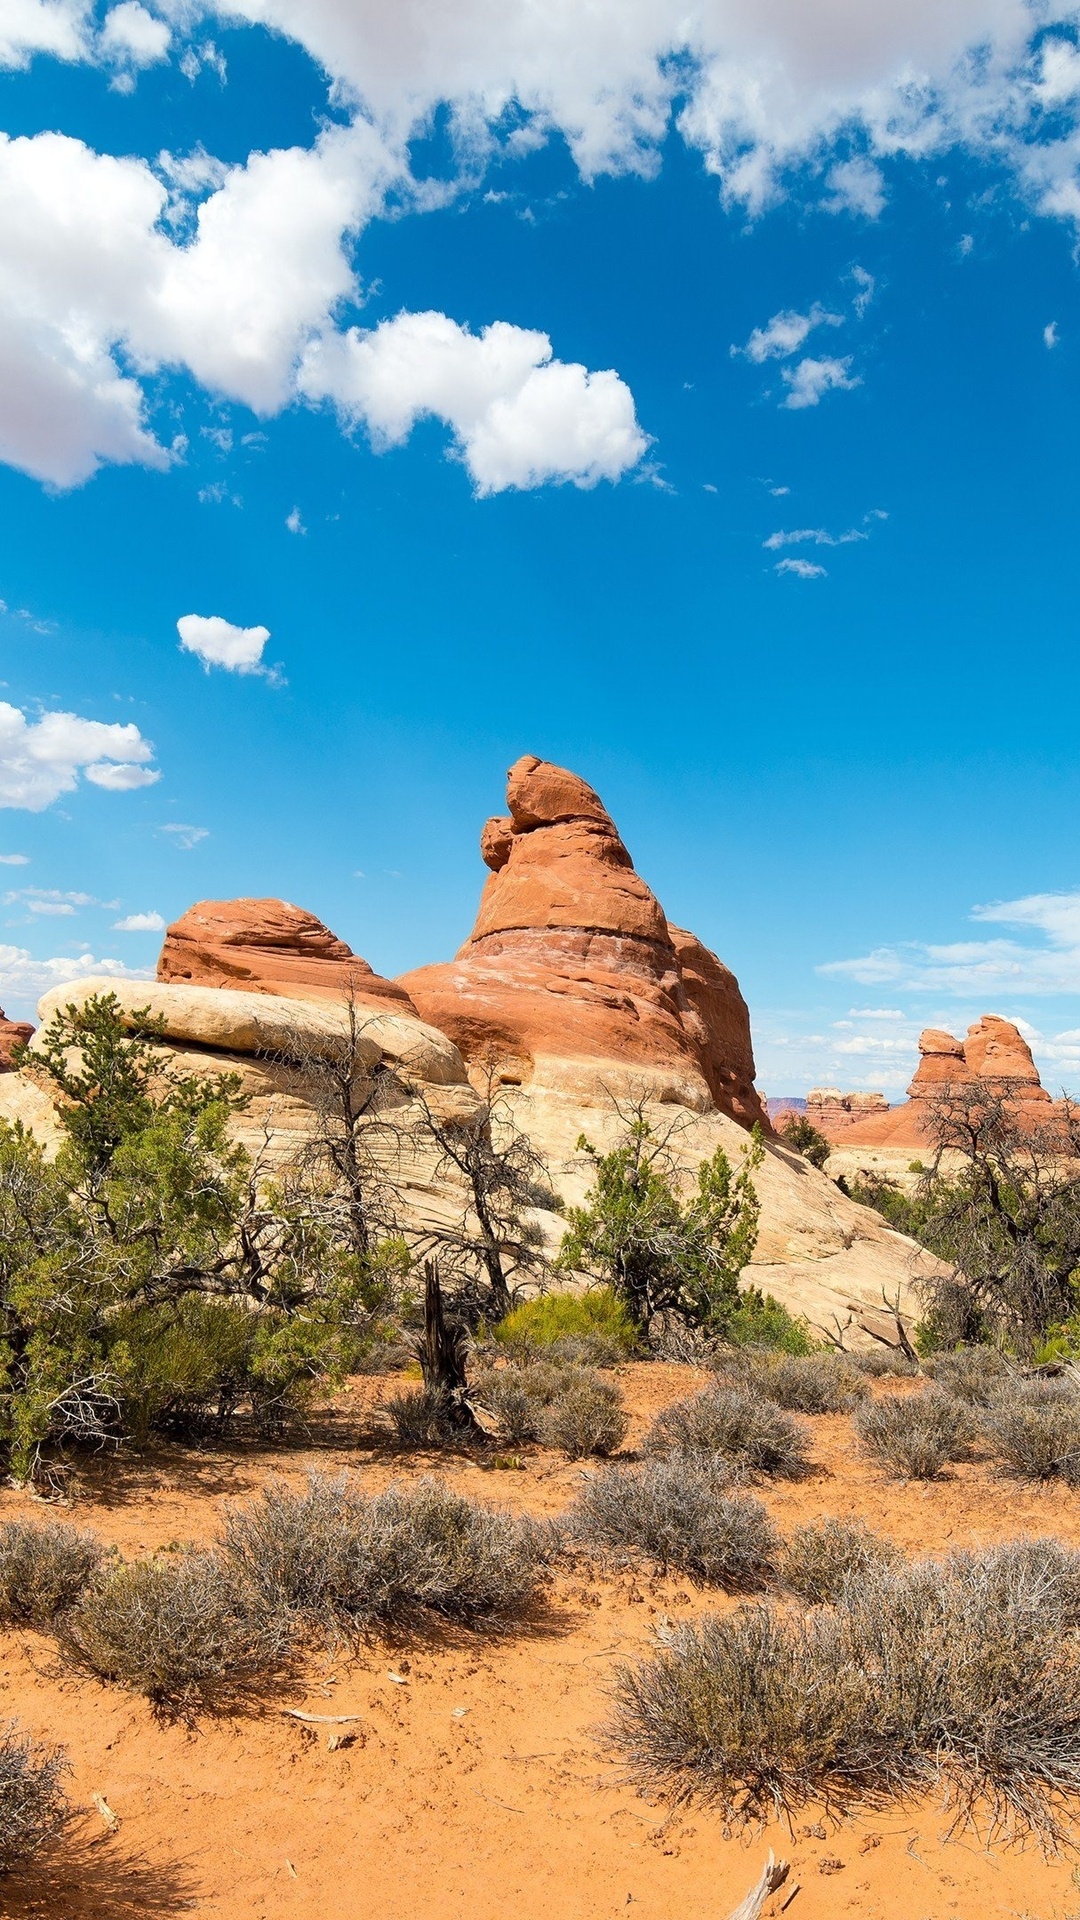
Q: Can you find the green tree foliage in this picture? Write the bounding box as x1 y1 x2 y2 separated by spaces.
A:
557 1115 763 1332
847 1086 1080 1357
775 1112 831 1170
0 994 403 1479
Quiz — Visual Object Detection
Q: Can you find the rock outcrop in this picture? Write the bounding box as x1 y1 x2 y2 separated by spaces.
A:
826 1015 1053 1156
11 977 478 1161
802 1089 890 1137
0 1008 33 1071
399 754 769 1128
159 898 412 1011
0 753 950 1343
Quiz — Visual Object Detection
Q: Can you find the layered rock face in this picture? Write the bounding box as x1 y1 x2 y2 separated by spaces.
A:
399 755 769 1128
798 1088 890 1138
159 898 412 1011
830 1015 1052 1151
0 1008 33 1072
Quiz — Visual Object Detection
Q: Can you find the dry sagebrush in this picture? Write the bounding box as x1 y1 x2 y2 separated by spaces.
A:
569 1457 777 1589
609 1537 1080 1843
0 1723 69 1874
644 1385 810 1478
0 1520 105 1629
854 1388 974 1479
777 1517 900 1606
222 1473 554 1629
477 1362 627 1458
712 1348 868 1414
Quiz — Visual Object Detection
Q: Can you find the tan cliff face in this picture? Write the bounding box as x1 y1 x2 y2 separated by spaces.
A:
398 754 769 1128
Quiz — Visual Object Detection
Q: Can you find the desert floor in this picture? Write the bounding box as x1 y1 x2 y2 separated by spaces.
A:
0 1363 1078 1920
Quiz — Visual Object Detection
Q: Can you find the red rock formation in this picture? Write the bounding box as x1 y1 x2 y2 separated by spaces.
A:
0 1008 33 1071
796 1089 890 1139
158 898 414 1010
833 1015 1052 1149
399 754 769 1130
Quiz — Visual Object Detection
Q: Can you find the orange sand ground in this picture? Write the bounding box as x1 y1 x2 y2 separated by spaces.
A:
0 1363 1078 1920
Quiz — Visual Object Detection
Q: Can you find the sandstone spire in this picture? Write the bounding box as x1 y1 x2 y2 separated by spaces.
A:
399 754 768 1128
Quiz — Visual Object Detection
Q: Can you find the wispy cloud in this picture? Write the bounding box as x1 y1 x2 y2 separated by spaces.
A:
775 557 826 579
764 526 868 550
781 356 861 409
821 891 1080 995
160 824 208 850
731 304 842 364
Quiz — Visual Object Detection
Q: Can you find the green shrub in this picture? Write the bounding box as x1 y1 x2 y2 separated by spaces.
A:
569 1458 776 1587
775 1114 831 1169
854 1390 973 1479
0 1521 106 1628
222 1473 553 1629
63 1551 283 1712
608 1540 1080 1841
493 1288 637 1364
777 1518 900 1605
712 1348 867 1414
0 1723 69 1873
643 1385 810 1477
721 1289 817 1354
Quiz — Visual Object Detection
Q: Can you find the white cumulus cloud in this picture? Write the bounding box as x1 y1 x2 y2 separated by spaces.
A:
0 0 89 68
298 309 648 493
177 612 272 673
775 557 826 578
823 156 886 218
0 944 151 1019
113 910 165 930
0 703 158 810
99 2 170 67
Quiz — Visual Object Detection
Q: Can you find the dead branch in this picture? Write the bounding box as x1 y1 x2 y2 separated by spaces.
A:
725 1852 790 1920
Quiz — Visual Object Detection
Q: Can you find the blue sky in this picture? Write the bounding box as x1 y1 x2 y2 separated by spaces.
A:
3 1 1080 1098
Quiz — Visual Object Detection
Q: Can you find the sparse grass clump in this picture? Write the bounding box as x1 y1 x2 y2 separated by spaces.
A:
713 1348 868 1414
0 1724 69 1873
63 1550 281 1712
222 1473 553 1629
569 1458 777 1589
477 1362 627 1458
537 1373 627 1458
0 1521 106 1628
925 1346 1013 1406
493 1288 637 1366
609 1539 1080 1842
850 1349 920 1379
777 1518 900 1606
644 1385 810 1478
383 1385 465 1448
854 1389 973 1479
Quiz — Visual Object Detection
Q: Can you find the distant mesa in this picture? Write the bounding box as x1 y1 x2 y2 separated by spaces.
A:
399 753 769 1128
158 897 415 1012
810 1015 1052 1149
0 1008 33 1073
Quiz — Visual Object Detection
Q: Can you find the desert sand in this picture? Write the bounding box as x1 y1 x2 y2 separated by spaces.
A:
0 1362 1076 1920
